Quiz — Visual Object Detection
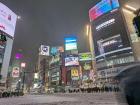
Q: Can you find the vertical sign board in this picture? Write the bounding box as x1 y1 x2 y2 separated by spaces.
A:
0 2 17 37
12 67 20 78
71 68 79 80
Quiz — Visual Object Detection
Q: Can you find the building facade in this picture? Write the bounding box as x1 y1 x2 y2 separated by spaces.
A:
89 0 140 85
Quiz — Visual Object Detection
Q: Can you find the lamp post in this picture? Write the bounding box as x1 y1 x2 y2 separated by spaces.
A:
21 62 26 92
85 24 96 69
21 62 26 68
18 79 21 91
85 24 98 86
85 24 95 65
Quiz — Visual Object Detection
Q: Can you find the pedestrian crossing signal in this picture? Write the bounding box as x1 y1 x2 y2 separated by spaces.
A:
133 16 140 37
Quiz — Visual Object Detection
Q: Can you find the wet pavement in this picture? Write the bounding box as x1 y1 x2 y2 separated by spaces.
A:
0 92 128 105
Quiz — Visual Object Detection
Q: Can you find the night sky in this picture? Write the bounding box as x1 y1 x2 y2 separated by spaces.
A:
0 0 98 70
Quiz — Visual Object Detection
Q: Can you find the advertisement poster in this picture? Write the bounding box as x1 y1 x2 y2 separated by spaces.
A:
12 67 20 78
71 68 79 80
0 2 17 37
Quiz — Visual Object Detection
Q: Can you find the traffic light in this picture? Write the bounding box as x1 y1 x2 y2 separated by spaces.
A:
0 34 7 42
0 74 2 80
133 16 140 37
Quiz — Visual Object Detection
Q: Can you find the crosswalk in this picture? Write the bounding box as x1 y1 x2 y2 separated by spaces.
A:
0 93 128 105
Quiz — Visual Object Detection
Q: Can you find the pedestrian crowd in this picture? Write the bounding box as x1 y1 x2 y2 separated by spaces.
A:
0 91 24 98
68 86 120 93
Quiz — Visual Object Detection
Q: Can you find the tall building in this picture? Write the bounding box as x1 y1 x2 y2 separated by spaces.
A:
35 45 65 92
89 0 140 85
48 46 64 92
37 45 50 92
0 2 17 89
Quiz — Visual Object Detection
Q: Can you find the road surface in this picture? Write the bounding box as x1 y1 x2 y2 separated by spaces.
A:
0 92 128 105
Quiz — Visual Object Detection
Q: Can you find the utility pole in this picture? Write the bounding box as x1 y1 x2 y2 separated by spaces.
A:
22 71 25 92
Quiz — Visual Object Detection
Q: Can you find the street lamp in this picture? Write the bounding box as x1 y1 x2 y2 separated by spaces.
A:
85 24 98 84
85 24 95 64
17 15 21 20
85 24 92 51
20 62 26 92
21 62 26 68
86 25 90 36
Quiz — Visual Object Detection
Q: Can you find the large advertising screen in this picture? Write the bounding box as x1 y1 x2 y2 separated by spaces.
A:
89 0 119 21
97 34 123 55
65 37 77 51
65 55 79 66
92 10 133 62
0 2 17 37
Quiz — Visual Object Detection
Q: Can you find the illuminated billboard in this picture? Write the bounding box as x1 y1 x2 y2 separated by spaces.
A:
79 52 92 61
39 45 50 56
0 2 17 37
71 68 79 80
50 46 64 55
89 0 120 21
65 37 77 51
92 10 132 60
65 56 79 66
97 35 123 55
